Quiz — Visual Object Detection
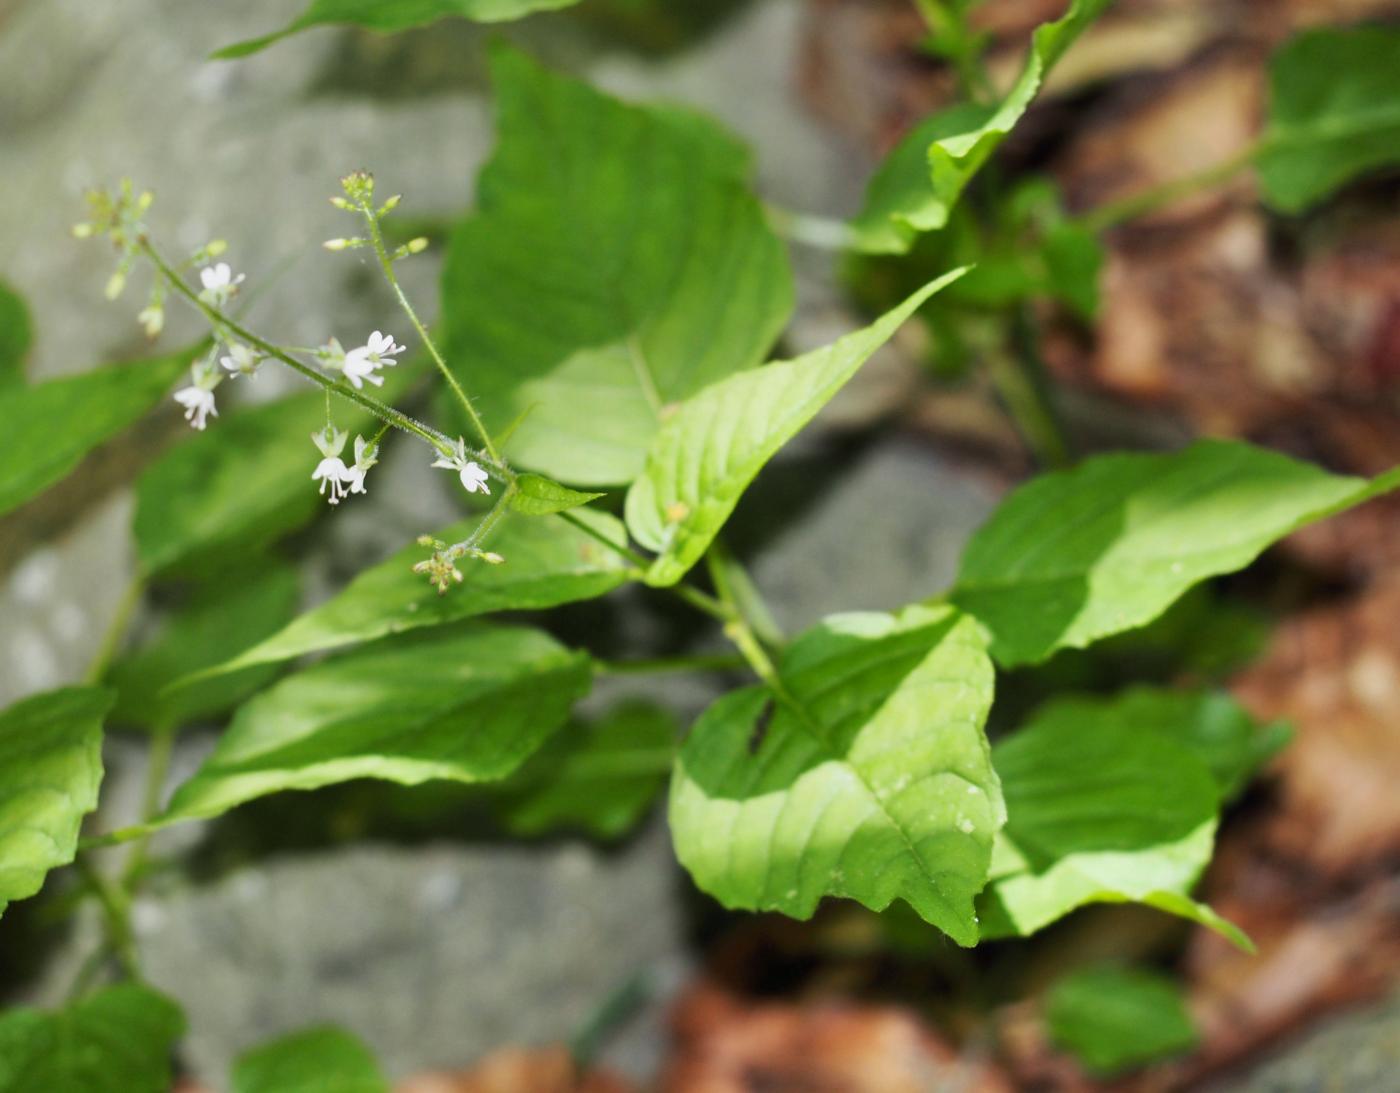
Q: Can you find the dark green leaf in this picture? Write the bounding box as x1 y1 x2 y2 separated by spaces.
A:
0 348 194 518
162 623 591 824
189 509 629 680
232 1026 386 1093
0 280 32 389
0 687 110 917
0 983 184 1093
1046 965 1198 1076
951 439 1399 667
440 47 793 485
510 473 605 516
626 273 965 586
494 700 675 838
106 561 301 731
670 605 1002 947
1258 27 1400 213
214 0 582 59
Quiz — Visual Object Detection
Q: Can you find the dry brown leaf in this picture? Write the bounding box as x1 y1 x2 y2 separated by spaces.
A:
396 1046 633 1093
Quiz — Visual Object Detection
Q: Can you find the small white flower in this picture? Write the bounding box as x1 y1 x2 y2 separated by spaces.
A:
137 304 164 339
342 434 379 495
342 330 405 389
310 426 352 505
173 385 217 430
431 437 492 496
197 262 245 308
219 341 261 378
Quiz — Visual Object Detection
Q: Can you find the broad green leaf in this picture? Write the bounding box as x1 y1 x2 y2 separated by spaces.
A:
978 710 1248 947
950 439 1399 667
1028 688 1291 801
0 687 109 917
919 0 1115 233
626 272 965 586
510 473 605 516
190 509 628 680
134 388 380 576
440 47 793 486
0 347 194 518
1258 27 1400 213
214 0 581 59
162 623 591 824
494 700 676 838
670 605 1003 947
232 1026 386 1093
0 983 184 1093
106 561 301 731
1046 965 1198 1076
0 280 31 389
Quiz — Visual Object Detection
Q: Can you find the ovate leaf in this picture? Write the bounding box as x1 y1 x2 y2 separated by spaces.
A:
214 0 582 59
232 1026 386 1093
191 509 628 679
510 474 605 516
106 560 301 731
0 280 32 389
0 983 184 1093
0 687 110 917
494 700 676 838
161 624 591 824
979 709 1248 947
950 439 1398 667
0 348 194 517
670 605 1002 946
440 47 793 485
626 272 965 586
1046 965 1198 1076
1258 27 1400 213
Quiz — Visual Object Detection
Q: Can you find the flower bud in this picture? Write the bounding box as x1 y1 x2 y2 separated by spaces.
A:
377 194 402 216
105 270 127 301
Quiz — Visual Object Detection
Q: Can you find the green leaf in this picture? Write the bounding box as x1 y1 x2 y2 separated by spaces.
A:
918 0 1115 233
0 280 32 389
106 561 301 731
0 687 110 917
232 1026 386 1093
493 700 676 838
161 623 591 824
0 348 194 518
0 983 184 1093
214 0 582 59
979 708 1248 947
188 509 629 680
1027 688 1291 801
950 439 1399 667
670 605 1003 947
440 47 793 486
1258 27 1400 213
510 473 605 516
1046 965 1198 1076
626 272 966 586
134 389 378 577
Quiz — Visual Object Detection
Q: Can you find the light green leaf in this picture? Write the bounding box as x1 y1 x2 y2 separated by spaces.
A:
1027 688 1290 801
978 709 1248 947
626 272 966 586
670 605 1003 947
440 47 793 486
106 561 300 731
1046 965 1198 1076
0 280 32 389
0 687 110 917
214 0 581 59
510 473 605 516
950 439 1399 667
162 623 591 824
1258 27 1400 213
494 700 675 838
918 0 1115 233
232 1026 386 1093
134 389 378 577
188 509 629 680
0 348 194 518
0 983 184 1093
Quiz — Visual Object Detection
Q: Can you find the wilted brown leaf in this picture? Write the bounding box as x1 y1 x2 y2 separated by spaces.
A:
396 1046 633 1093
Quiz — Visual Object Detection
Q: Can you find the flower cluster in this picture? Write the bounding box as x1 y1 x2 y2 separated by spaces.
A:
309 426 380 505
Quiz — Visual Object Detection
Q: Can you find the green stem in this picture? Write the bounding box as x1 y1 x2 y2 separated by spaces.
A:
358 201 502 465
762 203 854 251
1079 142 1261 232
83 577 144 685
454 480 517 556
141 238 456 459
914 0 994 103
707 539 784 648
120 722 175 888
980 321 1071 469
73 857 139 981
593 653 747 675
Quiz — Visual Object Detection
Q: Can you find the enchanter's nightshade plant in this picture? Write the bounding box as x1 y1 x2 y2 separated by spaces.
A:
5 4 1400 1084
